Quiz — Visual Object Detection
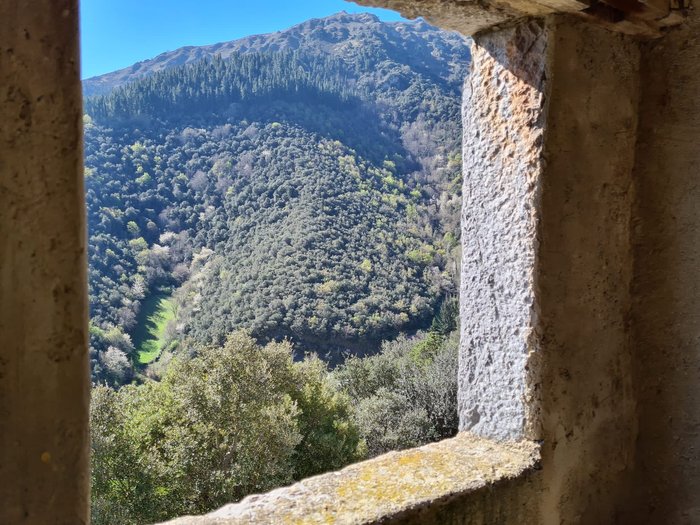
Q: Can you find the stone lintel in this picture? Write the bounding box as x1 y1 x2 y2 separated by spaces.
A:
348 0 687 37
159 433 539 524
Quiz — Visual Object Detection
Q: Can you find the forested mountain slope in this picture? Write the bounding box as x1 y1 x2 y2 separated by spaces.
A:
84 13 470 384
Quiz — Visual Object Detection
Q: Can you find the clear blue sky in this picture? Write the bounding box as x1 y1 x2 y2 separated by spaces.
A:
80 0 406 79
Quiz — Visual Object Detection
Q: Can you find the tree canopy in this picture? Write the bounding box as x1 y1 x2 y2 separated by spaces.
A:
84 15 468 385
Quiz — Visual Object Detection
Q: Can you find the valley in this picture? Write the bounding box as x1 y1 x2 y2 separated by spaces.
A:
132 289 175 365
84 12 470 384
85 12 470 523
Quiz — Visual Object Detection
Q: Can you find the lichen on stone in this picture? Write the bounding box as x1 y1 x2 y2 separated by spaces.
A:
160 432 539 525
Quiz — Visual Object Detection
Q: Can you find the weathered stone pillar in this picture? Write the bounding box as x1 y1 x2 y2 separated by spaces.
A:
0 1 89 523
460 15 641 523
459 19 548 441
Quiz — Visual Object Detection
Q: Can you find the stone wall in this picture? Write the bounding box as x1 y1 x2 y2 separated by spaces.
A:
534 17 640 524
0 1 89 523
459 11 700 524
460 15 643 524
626 10 700 524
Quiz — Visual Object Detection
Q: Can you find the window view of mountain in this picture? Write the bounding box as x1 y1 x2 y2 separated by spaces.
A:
85 12 470 523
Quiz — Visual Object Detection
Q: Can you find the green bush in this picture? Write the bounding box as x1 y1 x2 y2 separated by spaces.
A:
334 329 459 457
90 332 363 524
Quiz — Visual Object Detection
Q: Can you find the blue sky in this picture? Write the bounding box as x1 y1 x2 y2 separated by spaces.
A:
80 0 406 79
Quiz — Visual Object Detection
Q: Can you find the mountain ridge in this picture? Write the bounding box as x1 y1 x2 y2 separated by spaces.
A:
83 12 468 97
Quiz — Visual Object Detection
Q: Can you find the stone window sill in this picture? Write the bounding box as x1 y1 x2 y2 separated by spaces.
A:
159 432 539 525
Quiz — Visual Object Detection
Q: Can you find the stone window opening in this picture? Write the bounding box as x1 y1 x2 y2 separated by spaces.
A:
2 0 699 523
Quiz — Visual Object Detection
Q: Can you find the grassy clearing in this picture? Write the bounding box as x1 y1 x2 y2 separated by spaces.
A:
132 291 176 365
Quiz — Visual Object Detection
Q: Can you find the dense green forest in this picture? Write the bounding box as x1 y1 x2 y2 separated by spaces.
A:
85 14 469 522
85 13 469 384
91 322 459 524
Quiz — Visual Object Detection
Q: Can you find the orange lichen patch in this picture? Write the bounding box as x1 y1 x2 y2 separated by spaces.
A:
161 433 539 525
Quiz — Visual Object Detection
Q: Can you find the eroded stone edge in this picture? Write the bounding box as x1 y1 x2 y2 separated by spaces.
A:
158 432 540 525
